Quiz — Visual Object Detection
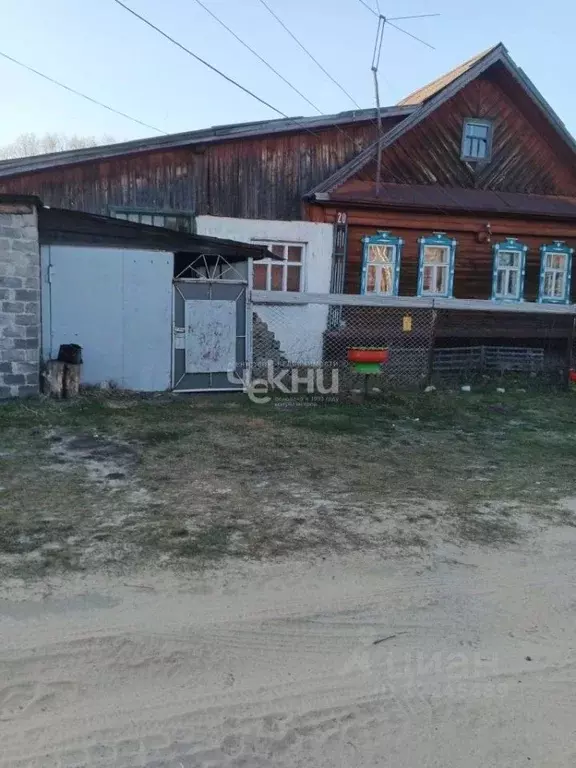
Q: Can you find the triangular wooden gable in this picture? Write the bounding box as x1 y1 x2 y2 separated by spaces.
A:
310 44 576 200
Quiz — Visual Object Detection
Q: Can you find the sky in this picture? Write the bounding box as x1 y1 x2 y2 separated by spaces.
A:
1 0 574 147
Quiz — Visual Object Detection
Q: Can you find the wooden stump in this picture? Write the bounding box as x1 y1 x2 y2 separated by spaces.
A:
43 361 82 398
44 361 66 398
65 363 82 398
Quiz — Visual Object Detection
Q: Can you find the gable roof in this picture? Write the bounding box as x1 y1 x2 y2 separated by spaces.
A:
397 46 499 106
308 43 576 198
0 105 414 179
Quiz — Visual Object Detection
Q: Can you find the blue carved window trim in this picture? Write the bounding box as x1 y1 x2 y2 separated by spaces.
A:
417 233 456 298
361 231 402 296
491 238 527 302
538 241 573 304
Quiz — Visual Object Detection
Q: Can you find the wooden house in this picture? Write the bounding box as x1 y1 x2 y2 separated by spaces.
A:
2 43 576 381
304 45 576 360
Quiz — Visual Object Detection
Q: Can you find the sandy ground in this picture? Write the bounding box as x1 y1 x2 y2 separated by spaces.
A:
1 526 575 768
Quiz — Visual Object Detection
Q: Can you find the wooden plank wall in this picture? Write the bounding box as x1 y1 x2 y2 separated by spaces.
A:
351 71 576 196
0 119 402 221
316 206 576 299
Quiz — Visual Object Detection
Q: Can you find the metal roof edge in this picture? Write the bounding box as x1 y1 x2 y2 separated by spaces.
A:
0 106 415 179
37 206 274 259
499 50 576 157
310 186 576 221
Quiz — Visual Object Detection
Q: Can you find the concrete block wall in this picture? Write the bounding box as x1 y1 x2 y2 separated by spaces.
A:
0 203 40 398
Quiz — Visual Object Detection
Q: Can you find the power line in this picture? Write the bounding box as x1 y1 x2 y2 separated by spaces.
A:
190 0 323 115
191 0 389 159
188 0 417 173
113 0 459 220
256 0 363 110
112 0 293 120
0 49 165 135
357 0 379 16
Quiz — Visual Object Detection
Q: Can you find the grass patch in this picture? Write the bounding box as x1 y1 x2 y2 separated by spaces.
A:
1 389 576 576
136 428 186 445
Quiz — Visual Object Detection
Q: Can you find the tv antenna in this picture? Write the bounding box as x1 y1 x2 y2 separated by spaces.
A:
361 3 440 192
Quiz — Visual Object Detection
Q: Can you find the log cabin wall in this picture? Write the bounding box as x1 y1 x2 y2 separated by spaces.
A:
312 206 576 300
351 69 576 196
308 204 576 346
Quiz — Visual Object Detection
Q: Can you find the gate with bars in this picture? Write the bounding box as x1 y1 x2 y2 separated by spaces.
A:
172 255 251 392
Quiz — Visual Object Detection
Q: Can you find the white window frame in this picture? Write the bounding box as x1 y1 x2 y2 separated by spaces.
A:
422 246 449 295
361 231 403 296
252 241 305 292
461 118 493 162
538 242 573 304
491 239 527 302
417 233 457 298
365 244 398 295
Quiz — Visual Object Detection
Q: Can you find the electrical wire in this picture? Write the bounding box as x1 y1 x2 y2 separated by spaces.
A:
189 0 381 158
112 0 293 120
112 0 461 220
256 0 363 110
190 0 323 115
357 0 379 16
0 49 164 134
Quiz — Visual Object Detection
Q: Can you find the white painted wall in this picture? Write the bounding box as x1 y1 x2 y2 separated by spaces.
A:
41 246 173 391
196 217 333 364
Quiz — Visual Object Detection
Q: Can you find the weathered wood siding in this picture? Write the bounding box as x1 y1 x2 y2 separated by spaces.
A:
316 206 576 299
0 120 401 221
348 71 576 196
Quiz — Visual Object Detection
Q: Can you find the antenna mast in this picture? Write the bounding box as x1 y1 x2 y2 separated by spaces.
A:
371 14 386 195
363 3 440 195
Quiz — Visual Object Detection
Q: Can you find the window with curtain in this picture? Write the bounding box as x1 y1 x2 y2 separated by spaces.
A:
539 242 573 304
417 234 457 298
492 238 527 302
361 231 403 296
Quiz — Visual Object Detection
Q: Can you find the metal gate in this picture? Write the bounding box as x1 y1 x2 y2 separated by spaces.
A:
172 256 250 392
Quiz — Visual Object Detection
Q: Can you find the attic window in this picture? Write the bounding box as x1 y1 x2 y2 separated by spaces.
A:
461 119 492 161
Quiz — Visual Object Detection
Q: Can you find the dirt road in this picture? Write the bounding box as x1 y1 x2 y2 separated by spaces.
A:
1 527 575 768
